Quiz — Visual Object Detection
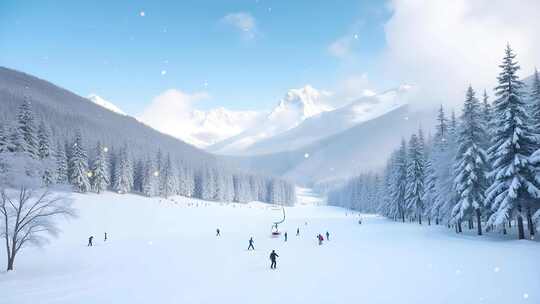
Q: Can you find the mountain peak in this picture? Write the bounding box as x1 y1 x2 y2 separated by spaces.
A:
87 94 126 115
274 85 333 119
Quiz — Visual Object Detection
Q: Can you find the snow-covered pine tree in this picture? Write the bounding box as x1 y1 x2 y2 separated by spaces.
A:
481 90 494 149
55 140 68 184
452 86 489 235
113 146 133 194
405 133 425 224
0 123 8 153
15 100 39 159
422 153 437 225
529 68 540 146
485 45 540 239
90 141 109 193
68 131 90 193
37 122 55 186
160 153 175 198
392 139 408 222
142 156 157 196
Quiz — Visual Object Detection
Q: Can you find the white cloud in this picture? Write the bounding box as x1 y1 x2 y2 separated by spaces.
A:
381 0 540 108
222 12 258 40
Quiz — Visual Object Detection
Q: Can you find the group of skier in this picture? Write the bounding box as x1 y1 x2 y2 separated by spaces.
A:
87 232 108 247
317 231 330 245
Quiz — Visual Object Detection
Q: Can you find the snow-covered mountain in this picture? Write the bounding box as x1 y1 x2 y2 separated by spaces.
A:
183 107 260 148
208 85 333 154
87 94 126 115
242 85 413 155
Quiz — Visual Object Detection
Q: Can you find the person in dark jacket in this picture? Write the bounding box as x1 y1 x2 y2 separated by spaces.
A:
248 237 255 250
88 236 94 247
104 232 108 242
269 250 279 269
284 232 288 242
296 227 300 236
216 228 221 236
326 231 330 241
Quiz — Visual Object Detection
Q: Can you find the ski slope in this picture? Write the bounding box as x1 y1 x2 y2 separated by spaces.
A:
0 192 539 304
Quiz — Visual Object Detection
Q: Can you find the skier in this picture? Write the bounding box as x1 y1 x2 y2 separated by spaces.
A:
326 231 330 241
216 228 221 236
317 234 323 245
248 237 255 250
296 227 300 236
88 236 94 247
104 232 108 242
269 250 279 269
284 232 288 242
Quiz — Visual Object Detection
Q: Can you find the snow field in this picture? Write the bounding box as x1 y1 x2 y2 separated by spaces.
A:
0 191 538 304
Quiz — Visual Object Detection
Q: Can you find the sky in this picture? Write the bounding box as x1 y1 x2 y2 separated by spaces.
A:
0 0 390 114
1 0 539 116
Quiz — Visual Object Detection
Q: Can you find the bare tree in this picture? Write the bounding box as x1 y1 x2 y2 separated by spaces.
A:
0 152 76 271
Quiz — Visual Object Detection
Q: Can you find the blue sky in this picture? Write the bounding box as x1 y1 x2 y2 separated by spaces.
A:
0 0 391 114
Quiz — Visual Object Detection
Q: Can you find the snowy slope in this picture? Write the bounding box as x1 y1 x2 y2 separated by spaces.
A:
1 192 538 304
228 105 435 184
243 85 412 155
208 85 333 154
87 94 126 115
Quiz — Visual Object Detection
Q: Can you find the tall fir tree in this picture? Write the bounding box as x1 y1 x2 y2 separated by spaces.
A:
16 100 39 158
55 140 68 184
452 86 489 235
392 139 408 222
485 45 540 239
405 133 425 224
90 142 109 193
37 122 55 186
529 68 540 147
69 131 91 193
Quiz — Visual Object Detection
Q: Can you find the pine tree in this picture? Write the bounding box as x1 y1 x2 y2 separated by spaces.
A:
142 156 158 196
160 153 175 198
37 122 55 186
529 68 540 147
113 146 132 194
0 123 8 153
405 133 425 224
485 45 540 239
69 131 90 193
392 139 408 222
481 90 494 149
16 100 39 159
452 86 489 235
55 141 68 184
90 142 109 193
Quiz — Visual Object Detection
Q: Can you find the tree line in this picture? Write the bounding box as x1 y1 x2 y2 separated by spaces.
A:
0 101 296 206
329 45 540 240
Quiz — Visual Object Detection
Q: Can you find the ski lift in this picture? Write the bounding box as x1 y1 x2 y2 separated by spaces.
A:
271 204 286 237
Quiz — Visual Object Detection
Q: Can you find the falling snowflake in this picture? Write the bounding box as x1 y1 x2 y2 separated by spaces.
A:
268 7 272 12
147 241 153 245
304 153 310 159
354 34 359 40
455 269 461 275
494 267 500 273
154 171 160 177
523 293 529 300
103 147 109 152
404 116 409 120
161 70 167 75
139 11 145 17
204 81 209 87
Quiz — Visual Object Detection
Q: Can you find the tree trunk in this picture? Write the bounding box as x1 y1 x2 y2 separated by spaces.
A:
516 206 525 240
428 217 431 226
418 213 422 225
457 220 463 233
527 207 535 238
7 254 14 271
503 222 507 235
476 209 482 236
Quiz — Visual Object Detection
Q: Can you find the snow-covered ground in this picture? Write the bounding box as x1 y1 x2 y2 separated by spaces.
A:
1 192 539 304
